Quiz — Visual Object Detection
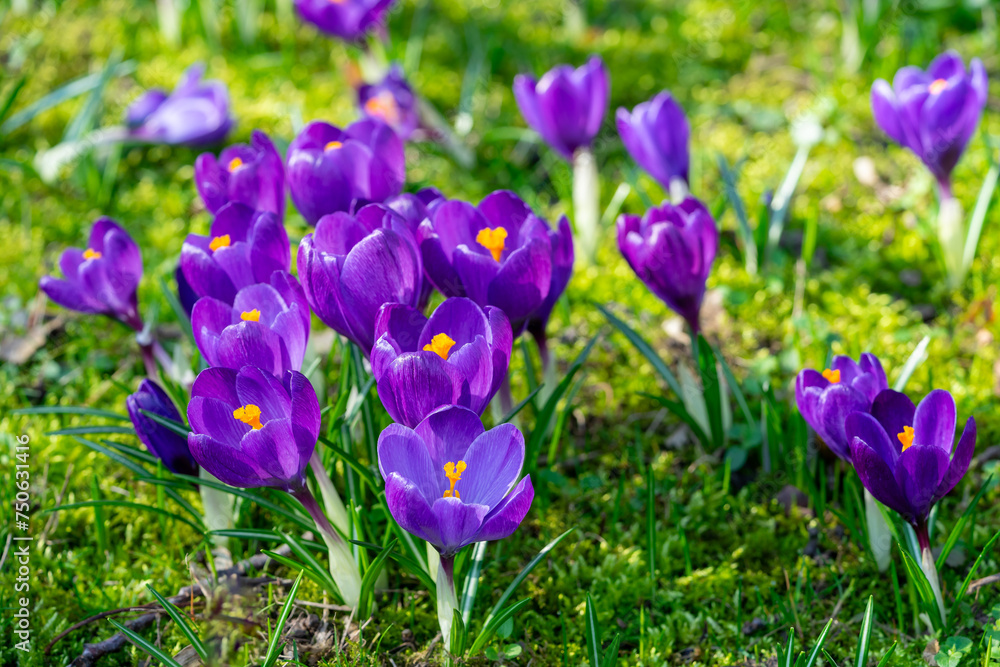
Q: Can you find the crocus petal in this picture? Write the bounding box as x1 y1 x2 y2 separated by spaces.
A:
384 472 441 545
454 424 525 508
894 444 950 521
412 405 485 472
912 389 956 452
432 496 490 554
475 475 534 543
934 416 976 501
235 365 292 422
850 437 913 520
378 427 446 503
378 352 461 427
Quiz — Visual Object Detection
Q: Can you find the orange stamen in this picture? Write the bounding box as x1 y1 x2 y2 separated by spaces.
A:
209 235 231 252
928 78 948 95
364 92 401 125
83 248 102 260
423 333 456 360
324 141 343 151
228 157 244 172
233 404 263 430
898 425 915 452
476 227 507 262
443 461 466 499
821 368 841 384
241 309 261 322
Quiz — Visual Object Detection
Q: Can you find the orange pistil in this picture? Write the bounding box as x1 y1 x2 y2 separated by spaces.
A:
209 235 231 252
476 227 507 262
443 461 467 499
233 404 263 430
324 140 343 151
228 157 244 172
897 425 915 452
423 333 456 360
928 78 948 95
364 92 401 126
83 248 102 260
241 309 261 322
821 368 841 384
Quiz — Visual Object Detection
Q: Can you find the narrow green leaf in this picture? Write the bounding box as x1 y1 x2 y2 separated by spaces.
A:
697 335 725 450
584 592 601 667
892 336 931 392
962 152 1000 272
899 547 942 630
717 153 757 274
459 541 488 623
171 473 313 532
595 303 682 397
855 596 874 667
603 632 622 667
639 392 710 447
350 539 435 593
44 500 204 534
358 539 396 618
500 385 542 424
108 619 184 667
954 526 1000 604
280 532 342 600
0 76 27 126
262 571 305 667
712 344 754 427
875 642 897 667
12 406 129 421
47 425 136 437
146 585 208 661
937 474 993 570
468 599 532 655
317 435 378 489
450 609 467 657
137 409 191 437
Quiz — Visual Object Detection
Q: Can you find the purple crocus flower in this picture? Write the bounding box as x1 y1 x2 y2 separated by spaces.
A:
513 56 609 160
358 65 419 141
871 50 988 195
525 216 573 361
385 187 445 309
178 203 290 310
126 379 198 476
378 405 534 557
371 297 513 427
616 196 718 333
187 365 319 491
616 90 690 189
417 190 561 335
294 0 394 41
126 63 234 146
40 217 144 330
847 389 975 538
195 130 285 218
191 272 311 378
795 353 889 461
286 118 405 225
297 203 422 355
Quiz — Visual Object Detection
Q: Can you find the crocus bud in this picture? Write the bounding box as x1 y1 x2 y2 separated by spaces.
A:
795 353 889 461
297 203 423 355
294 0 395 41
616 196 718 333
126 379 198 476
195 130 285 218
871 50 988 195
417 190 561 336
371 297 513 427
40 217 144 330
358 65 419 141
178 203 291 309
377 405 534 557
286 118 405 225
126 63 233 146
513 56 609 160
187 365 320 491
191 271 311 378
616 90 690 190
847 389 975 528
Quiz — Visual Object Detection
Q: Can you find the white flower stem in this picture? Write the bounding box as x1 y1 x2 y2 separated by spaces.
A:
199 469 235 548
426 542 440 581
572 147 601 264
920 545 946 627
436 554 458 646
293 488 362 609
938 196 966 287
309 452 350 535
863 489 891 572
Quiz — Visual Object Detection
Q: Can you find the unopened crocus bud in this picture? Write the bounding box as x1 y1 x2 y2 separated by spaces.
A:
127 379 198 476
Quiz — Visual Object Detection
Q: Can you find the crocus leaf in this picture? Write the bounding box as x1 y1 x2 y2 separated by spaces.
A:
137 409 191 437
468 598 532 655
108 619 185 667
459 541 488 623
318 435 379 490
603 632 622 667
639 393 710 447
697 335 725 450
261 571 305 667
802 618 833 667
899 546 943 630
875 642 897 667
937 474 993 571
500 385 543 424
953 526 1000 606
350 539 436 593
280 531 343 600
146 584 208 661
44 499 204 534
450 609 467 657
12 406 129 421
585 592 601 667
358 538 397 619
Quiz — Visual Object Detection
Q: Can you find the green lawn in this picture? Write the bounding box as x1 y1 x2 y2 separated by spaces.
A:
2 0 1000 664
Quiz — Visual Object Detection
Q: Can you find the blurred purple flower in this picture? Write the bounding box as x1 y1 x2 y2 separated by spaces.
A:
127 379 198 476
871 50 988 194
126 63 233 146
286 118 405 225
616 196 718 333
847 389 975 533
513 56 609 160
795 353 889 461
616 90 690 189
178 203 290 311
378 406 534 556
40 217 144 330
371 297 513 427
297 203 422 354
195 130 285 218
294 0 394 41
358 65 419 141
192 272 311 378
417 190 562 335
187 365 319 491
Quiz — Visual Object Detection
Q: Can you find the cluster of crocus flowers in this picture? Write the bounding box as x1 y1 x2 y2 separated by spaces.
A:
616 197 719 334
298 203 423 354
285 118 405 225
357 65 420 141
126 63 234 146
514 56 608 262
371 297 513 426
195 130 285 218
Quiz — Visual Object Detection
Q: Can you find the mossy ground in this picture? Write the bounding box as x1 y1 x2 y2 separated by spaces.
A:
2 0 1000 665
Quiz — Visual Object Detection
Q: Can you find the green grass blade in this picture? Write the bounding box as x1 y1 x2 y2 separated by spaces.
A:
261 571 305 667
713 344 754 426
358 539 396 618
108 619 184 667
137 409 191 437
954 526 1000 605
500 385 542 424
585 592 601 667
639 392 710 447
468 598 532 655
460 540 488 623
875 642 897 667
317 436 378 489
280 532 342 600
697 335 725 449
0 76 27 126
899 546 942 630
717 153 757 275
855 595 874 667
892 336 931 392
595 303 682 397
603 632 622 667
145 585 208 661
962 151 1000 272
170 473 313 532
350 539 436 593
937 474 993 570
12 406 129 421
450 608 467 657
45 500 204 534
